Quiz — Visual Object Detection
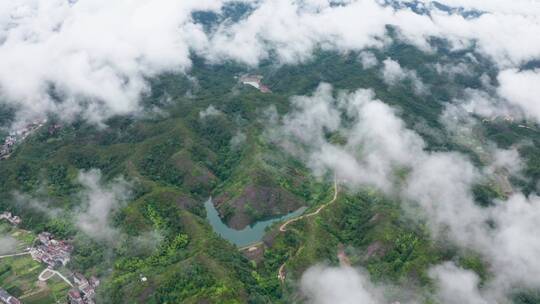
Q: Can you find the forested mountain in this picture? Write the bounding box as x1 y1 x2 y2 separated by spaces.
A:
1 1 540 303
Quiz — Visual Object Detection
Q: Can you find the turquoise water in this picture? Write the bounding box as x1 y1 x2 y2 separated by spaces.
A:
204 199 307 247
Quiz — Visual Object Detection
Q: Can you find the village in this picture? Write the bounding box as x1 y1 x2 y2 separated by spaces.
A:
0 212 99 304
66 272 100 304
0 120 47 160
31 232 73 269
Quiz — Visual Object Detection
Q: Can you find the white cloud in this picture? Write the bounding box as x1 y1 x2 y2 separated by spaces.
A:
429 262 489 304
0 0 221 124
425 0 540 15
491 148 523 175
456 68 540 125
403 152 484 242
381 58 426 94
487 194 540 289
230 130 246 150
456 89 517 119
199 104 222 119
274 83 424 192
204 0 396 65
204 0 540 68
433 62 471 78
498 69 540 122
300 266 385 304
75 169 131 242
381 58 409 85
12 191 62 217
428 11 540 67
426 193 540 301
359 51 378 69
2 0 540 126
280 83 341 146
276 84 540 302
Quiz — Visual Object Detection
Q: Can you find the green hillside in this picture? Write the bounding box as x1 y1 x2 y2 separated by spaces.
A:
1 42 539 303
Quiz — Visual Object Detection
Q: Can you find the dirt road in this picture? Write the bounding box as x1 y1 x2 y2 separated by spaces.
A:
38 268 73 287
279 177 338 232
0 251 30 259
277 177 339 283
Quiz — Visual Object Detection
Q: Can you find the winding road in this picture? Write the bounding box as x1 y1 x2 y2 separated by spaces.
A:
279 177 339 232
38 268 73 287
277 177 339 283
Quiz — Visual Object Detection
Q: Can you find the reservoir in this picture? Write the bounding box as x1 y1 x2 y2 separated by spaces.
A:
204 199 307 247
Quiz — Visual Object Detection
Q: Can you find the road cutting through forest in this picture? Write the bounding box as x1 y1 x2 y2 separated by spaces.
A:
279 177 339 232
277 177 339 283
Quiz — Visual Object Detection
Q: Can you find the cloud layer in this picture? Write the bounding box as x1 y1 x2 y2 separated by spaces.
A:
498 69 540 122
76 169 131 242
271 83 540 302
0 0 222 124
2 0 540 125
301 266 385 304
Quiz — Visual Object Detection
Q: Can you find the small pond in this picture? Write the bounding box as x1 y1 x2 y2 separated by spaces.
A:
204 199 306 247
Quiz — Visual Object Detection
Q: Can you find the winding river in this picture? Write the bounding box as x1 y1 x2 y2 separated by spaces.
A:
204 199 307 247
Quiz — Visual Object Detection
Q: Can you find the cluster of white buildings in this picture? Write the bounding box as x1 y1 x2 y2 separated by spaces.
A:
68 273 100 304
30 232 73 268
29 232 101 304
0 212 21 226
0 134 16 160
481 115 515 123
0 120 46 160
239 75 271 93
